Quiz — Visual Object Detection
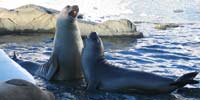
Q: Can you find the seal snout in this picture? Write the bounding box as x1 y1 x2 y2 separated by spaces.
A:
69 5 79 18
89 32 99 40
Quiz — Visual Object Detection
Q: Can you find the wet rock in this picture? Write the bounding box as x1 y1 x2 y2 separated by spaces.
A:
173 9 184 13
0 4 143 37
79 19 143 37
154 23 179 30
0 4 57 34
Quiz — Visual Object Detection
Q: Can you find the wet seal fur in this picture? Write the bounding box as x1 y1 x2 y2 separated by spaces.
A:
82 32 199 94
0 79 55 100
36 5 83 81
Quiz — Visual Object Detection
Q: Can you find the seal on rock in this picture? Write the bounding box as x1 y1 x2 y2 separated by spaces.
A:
0 49 35 84
36 5 84 81
81 32 199 94
0 79 55 100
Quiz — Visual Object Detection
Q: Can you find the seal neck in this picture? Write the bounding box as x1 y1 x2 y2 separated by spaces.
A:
97 55 106 64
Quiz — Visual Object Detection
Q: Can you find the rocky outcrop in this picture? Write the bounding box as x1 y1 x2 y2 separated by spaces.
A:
0 4 143 37
154 23 179 30
0 4 57 34
79 19 143 37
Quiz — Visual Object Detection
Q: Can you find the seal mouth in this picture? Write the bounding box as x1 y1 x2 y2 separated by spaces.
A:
69 5 79 18
89 32 99 40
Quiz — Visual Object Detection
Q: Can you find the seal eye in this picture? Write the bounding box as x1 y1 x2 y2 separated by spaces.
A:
66 5 70 8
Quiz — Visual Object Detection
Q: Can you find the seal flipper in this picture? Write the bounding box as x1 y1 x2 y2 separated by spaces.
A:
170 72 199 87
46 55 59 80
36 54 59 80
12 51 17 60
86 80 100 92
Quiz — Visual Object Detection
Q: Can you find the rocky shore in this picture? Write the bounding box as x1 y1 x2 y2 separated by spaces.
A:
0 4 143 37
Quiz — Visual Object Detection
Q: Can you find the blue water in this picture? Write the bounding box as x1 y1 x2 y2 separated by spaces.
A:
103 23 200 87
123 0 200 23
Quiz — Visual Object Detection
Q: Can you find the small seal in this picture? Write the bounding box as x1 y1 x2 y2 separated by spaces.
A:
82 32 199 94
0 79 55 100
36 5 84 81
12 51 40 75
0 49 35 84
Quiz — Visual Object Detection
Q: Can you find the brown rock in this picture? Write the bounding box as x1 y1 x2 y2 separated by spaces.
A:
0 4 143 37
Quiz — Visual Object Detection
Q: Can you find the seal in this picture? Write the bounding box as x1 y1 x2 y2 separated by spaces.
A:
36 5 84 81
82 32 199 94
12 51 40 75
0 49 35 84
0 79 55 100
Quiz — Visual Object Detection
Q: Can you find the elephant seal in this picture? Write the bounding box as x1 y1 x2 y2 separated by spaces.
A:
36 5 84 81
0 79 55 100
82 32 199 94
0 49 35 84
12 51 40 75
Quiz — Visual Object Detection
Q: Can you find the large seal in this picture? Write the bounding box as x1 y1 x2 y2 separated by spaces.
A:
36 5 84 81
0 79 55 100
82 32 199 94
0 49 35 84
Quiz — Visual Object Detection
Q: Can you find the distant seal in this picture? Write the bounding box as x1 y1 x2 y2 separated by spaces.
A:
0 49 35 84
12 51 40 75
0 79 55 100
82 32 199 94
36 5 84 81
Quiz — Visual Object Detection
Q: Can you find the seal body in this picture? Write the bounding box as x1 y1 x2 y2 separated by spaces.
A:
0 49 35 84
0 79 55 100
82 32 199 94
36 5 83 81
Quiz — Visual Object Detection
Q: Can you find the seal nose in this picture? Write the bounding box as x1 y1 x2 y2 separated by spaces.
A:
89 32 99 39
72 5 79 12
65 5 70 8
69 5 79 18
